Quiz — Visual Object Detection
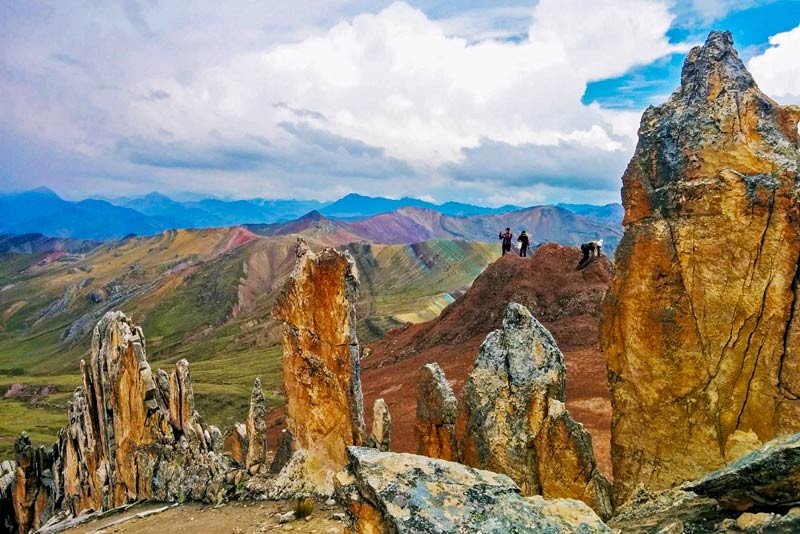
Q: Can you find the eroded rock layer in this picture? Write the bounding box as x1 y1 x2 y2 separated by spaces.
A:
456 303 612 518
7 311 239 533
272 239 366 486
602 30 800 504
610 432 800 533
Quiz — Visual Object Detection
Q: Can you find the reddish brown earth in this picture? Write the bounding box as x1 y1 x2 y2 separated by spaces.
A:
360 243 614 477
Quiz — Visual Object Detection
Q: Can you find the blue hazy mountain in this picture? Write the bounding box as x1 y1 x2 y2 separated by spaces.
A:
320 193 522 219
0 189 179 240
1 189 620 241
557 203 624 224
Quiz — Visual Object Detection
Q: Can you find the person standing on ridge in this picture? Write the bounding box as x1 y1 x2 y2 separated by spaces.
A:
499 227 513 255
517 230 530 257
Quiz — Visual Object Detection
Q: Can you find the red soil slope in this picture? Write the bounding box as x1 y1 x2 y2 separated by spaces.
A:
361 243 614 476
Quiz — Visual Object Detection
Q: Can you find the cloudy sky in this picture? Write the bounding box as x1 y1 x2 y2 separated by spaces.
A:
1 1 799 206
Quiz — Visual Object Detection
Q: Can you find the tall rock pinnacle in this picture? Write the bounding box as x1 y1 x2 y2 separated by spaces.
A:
273 239 366 489
602 30 800 505
457 303 612 518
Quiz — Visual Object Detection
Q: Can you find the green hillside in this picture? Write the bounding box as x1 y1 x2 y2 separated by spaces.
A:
0 229 498 457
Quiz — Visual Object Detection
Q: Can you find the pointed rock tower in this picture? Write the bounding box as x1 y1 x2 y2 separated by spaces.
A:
602 30 800 504
457 303 612 518
273 239 366 488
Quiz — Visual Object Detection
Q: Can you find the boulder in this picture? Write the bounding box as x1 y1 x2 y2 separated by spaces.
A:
269 430 294 475
610 433 800 533
334 446 610 533
414 363 458 461
456 303 611 517
367 398 391 452
686 432 800 512
272 239 366 488
602 31 800 504
224 423 248 466
245 378 268 473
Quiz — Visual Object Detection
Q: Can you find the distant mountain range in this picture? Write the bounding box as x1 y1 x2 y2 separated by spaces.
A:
0 188 622 241
249 205 622 251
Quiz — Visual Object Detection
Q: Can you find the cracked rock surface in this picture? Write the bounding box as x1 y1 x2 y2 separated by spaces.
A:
272 239 366 491
335 446 610 534
601 30 800 505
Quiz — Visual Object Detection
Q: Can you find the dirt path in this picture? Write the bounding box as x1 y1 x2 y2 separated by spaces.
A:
64 500 346 534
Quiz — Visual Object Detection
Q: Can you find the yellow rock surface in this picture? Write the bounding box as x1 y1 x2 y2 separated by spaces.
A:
602 31 800 504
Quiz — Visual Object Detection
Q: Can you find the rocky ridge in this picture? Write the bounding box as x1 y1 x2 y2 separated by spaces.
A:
602 30 800 504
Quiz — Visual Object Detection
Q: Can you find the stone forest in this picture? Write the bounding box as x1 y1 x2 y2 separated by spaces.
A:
2 30 800 533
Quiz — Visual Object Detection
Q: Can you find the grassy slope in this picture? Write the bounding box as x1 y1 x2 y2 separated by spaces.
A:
0 231 497 458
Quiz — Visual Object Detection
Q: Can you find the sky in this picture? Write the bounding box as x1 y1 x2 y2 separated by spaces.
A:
1 1 799 206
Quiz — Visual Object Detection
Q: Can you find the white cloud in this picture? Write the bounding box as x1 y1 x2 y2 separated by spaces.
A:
1 0 690 204
748 24 800 104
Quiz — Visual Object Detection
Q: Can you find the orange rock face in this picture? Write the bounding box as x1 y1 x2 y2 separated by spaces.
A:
273 239 366 486
61 311 166 512
415 363 458 461
602 31 800 505
9 311 238 534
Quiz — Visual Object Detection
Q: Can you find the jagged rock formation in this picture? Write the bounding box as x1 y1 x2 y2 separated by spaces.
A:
4 311 241 534
272 239 366 489
602 30 800 504
414 363 458 461
456 303 612 518
12 434 56 533
335 447 610 533
245 378 268 473
367 398 391 452
610 432 800 532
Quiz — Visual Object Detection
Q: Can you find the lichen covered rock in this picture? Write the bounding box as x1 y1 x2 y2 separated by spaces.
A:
456 303 611 517
414 363 458 461
367 398 391 452
273 239 366 486
602 30 800 504
610 433 800 533
335 446 610 534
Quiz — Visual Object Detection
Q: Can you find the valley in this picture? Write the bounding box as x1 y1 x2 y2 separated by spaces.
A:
0 227 500 458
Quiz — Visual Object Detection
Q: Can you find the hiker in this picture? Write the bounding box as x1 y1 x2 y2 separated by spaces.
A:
517 230 530 257
577 239 603 269
499 228 513 255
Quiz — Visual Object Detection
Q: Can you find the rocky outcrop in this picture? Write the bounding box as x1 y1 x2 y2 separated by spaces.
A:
335 446 610 534
6 311 241 533
456 303 612 518
245 378 268 473
610 433 800 533
414 363 458 461
602 30 800 504
224 423 248 466
365 244 615 471
367 398 391 452
12 434 56 533
272 239 366 489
